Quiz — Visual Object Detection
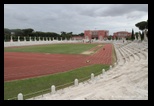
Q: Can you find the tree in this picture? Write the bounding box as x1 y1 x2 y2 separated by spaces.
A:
135 20 148 31
22 28 34 36
135 19 148 40
78 33 84 36
4 28 11 41
107 35 112 40
116 36 118 40
61 31 66 40
4 28 11 35
135 32 139 39
131 29 135 41
11 29 25 41
61 31 72 40
67 32 73 40
141 31 144 41
126 36 131 40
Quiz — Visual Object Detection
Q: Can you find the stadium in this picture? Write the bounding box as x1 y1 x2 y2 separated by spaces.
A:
4 31 148 100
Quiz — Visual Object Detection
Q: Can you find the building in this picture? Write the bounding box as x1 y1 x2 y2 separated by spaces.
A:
84 30 109 41
113 31 131 39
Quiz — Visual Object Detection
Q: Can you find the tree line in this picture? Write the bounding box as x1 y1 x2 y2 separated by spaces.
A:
4 28 84 41
4 19 148 41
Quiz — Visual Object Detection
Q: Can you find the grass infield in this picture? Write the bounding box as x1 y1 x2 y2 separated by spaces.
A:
4 43 99 54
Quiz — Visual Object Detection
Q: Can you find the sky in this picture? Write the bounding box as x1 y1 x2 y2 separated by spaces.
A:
4 4 148 35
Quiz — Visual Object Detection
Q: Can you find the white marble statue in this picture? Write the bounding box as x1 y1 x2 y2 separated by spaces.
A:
18 36 20 42
144 29 148 42
24 37 26 41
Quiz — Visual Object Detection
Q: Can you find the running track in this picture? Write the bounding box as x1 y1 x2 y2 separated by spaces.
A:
4 44 112 81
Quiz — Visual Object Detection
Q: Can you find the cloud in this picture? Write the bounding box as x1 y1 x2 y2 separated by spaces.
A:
4 4 148 35
101 4 147 16
78 4 148 18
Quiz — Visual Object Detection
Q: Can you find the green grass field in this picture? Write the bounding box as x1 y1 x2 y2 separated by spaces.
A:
4 43 99 54
4 64 109 100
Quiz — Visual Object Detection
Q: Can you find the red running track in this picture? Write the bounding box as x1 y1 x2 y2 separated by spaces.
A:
4 44 112 81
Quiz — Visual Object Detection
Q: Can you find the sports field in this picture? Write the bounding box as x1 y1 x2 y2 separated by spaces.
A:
4 43 98 54
4 43 114 100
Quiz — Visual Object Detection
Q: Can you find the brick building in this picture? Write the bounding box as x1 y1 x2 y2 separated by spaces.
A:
84 30 109 40
113 31 131 39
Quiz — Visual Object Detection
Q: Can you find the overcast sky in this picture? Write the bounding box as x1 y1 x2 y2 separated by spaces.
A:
4 4 148 35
